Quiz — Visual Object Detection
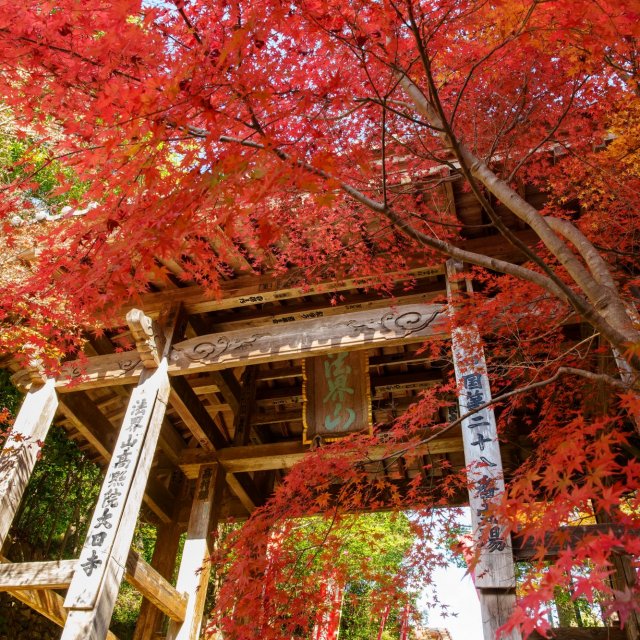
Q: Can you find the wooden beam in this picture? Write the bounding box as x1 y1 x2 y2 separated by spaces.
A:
225 471 260 513
207 290 439 332
52 303 447 390
125 550 187 623
166 463 225 640
169 376 228 450
0 559 75 590
512 525 640 561
250 396 435 429
127 308 162 368
530 630 625 640
447 260 519 640
0 555 119 639
169 302 446 376
233 367 258 446
0 551 186 625
59 392 117 460
132 520 183 640
210 369 241 415
143 479 176 526
479 590 519 640
252 409 301 426
158 418 186 466
0 379 58 551
132 265 445 318
178 437 464 479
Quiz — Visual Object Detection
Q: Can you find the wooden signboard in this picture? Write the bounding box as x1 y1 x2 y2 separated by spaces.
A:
303 351 372 444
447 260 520 640
451 335 516 590
64 362 169 611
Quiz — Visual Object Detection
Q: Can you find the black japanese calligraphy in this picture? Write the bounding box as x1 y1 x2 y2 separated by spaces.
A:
102 488 122 509
90 531 107 547
471 432 492 450
81 550 102 576
114 448 132 469
95 508 113 530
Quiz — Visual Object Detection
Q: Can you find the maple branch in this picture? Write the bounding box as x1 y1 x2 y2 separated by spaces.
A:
449 0 539 125
381 366 632 467
172 1 203 45
544 217 620 292
217 135 567 299
0 29 143 83
506 78 584 183
396 71 640 365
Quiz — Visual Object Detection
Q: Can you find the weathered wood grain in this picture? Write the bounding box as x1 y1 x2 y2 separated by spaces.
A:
0 379 58 550
169 303 447 376
166 463 225 640
0 559 75 590
61 362 171 640
125 550 187 623
178 437 464 479
51 303 447 390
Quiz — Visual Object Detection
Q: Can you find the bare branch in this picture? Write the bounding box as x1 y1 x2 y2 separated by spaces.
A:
381 366 632 466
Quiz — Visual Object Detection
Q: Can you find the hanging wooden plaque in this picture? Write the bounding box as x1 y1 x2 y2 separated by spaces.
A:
303 351 372 444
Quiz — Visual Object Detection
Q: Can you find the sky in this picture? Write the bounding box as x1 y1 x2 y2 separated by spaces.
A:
420 508 483 640
428 560 483 640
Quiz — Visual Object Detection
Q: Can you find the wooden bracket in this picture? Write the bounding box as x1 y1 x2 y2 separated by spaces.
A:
10 354 46 391
126 308 162 368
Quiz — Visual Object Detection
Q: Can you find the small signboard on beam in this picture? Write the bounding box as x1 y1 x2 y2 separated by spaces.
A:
303 352 372 444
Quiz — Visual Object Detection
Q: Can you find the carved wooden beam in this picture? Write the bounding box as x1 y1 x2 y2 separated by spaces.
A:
10 357 46 390
169 303 446 375
51 303 447 390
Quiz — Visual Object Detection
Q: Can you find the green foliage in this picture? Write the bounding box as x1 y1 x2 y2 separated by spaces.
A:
288 512 414 639
10 425 102 561
0 130 87 212
0 369 21 441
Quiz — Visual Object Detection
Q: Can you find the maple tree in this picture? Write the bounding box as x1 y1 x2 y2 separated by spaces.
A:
1 0 640 638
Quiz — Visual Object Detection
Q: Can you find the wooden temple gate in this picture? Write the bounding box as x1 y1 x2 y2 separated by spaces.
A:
0 180 636 640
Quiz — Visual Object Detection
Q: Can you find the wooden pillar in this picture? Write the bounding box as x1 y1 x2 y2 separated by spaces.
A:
446 260 520 640
166 462 225 640
132 520 184 640
311 575 344 640
592 506 640 640
0 377 58 552
61 309 172 640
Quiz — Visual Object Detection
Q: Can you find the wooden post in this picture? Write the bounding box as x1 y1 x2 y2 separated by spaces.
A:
311 575 344 640
132 518 183 640
166 463 225 640
446 260 520 640
0 377 58 551
60 309 172 640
